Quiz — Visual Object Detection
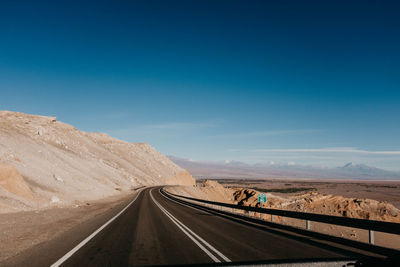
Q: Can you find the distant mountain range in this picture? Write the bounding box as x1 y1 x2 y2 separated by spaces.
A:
168 156 400 180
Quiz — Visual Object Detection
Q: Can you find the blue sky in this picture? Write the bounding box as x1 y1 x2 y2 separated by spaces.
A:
1 1 400 170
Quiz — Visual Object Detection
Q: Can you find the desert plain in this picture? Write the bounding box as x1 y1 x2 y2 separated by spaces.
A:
212 178 400 209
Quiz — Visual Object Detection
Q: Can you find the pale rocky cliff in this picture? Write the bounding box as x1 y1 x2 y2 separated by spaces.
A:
0 111 195 213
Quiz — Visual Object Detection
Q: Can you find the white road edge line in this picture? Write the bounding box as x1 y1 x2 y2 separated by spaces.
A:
50 188 145 267
150 189 231 263
157 191 231 262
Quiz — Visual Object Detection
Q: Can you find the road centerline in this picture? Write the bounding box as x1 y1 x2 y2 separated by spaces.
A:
157 190 231 262
150 188 231 263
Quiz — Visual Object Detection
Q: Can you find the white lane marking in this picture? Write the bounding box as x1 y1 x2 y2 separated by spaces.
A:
159 200 231 262
150 189 231 263
158 189 231 262
151 194 220 262
51 188 145 267
150 189 220 262
159 188 215 218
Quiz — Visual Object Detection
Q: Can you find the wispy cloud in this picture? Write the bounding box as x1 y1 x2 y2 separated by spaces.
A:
203 129 323 139
105 121 217 138
76 111 134 123
230 147 400 155
138 122 217 130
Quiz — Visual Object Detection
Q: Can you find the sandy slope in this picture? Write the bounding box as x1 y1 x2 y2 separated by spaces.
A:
0 111 194 213
167 180 236 203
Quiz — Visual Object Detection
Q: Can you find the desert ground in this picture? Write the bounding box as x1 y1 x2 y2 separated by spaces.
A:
168 179 400 250
0 111 194 214
206 178 400 209
0 111 195 264
0 190 139 263
3 178 399 264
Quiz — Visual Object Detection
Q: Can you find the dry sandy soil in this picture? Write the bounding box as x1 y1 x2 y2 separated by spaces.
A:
169 179 400 250
0 111 194 213
0 111 195 263
213 178 400 209
0 190 139 263
1 111 399 259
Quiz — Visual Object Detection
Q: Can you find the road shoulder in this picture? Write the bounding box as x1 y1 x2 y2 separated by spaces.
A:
0 190 140 266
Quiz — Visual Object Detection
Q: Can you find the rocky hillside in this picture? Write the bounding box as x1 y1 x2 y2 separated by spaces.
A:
0 111 194 213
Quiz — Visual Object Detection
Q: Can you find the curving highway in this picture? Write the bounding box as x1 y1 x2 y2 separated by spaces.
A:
5 187 378 266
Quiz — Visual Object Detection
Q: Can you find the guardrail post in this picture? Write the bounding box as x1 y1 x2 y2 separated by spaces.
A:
369 230 374 244
165 190 400 241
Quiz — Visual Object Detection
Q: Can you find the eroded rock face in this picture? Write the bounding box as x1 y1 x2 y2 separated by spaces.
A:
233 189 257 206
0 111 194 213
286 193 400 222
232 188 400 223
168 179 400 223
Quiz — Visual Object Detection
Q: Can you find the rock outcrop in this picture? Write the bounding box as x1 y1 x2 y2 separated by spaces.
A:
232 188 400 223
169 180 400 224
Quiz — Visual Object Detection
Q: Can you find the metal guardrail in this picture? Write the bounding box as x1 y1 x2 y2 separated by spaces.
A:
162 189 400 245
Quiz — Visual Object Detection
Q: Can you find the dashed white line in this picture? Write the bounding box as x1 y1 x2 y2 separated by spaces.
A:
150 188 231 263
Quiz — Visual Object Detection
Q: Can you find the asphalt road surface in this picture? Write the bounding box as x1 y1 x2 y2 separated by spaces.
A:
6 187 365 266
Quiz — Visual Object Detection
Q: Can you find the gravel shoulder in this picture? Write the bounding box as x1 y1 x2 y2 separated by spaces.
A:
0 190 140 264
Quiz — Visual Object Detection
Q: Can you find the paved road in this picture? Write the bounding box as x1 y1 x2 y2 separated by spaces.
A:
6 187 362 266
57 187 357 266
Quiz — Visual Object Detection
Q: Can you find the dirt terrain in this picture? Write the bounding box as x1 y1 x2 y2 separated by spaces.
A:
0 111 194 213
169 179 400 250
168 180 236 203
0 111 196 262
1 111 398 259
0 190 139 263
211 178 400 209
